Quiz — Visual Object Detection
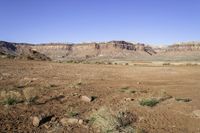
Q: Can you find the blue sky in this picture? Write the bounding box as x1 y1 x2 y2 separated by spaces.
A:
0 0 200 45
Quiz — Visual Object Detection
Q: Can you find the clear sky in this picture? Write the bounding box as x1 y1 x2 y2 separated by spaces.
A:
0 0 200 45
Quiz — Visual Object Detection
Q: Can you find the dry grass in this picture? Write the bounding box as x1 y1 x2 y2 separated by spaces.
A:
89 107 136 133
90 107 119 132
23 87 40 103
0 90 23 105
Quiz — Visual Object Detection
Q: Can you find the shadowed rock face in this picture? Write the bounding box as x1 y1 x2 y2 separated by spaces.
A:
0 41 51 61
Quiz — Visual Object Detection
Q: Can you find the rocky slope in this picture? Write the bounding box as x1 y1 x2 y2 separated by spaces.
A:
0 41 51 61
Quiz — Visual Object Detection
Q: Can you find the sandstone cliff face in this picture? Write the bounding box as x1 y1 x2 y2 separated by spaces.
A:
31 41 156 60
152 42 200 61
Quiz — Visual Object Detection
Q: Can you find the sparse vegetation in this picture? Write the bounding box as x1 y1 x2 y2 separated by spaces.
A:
140 98 159 107
88 117 96 125
0 90 23 105
50 84 57 87
163 62 170 66
175 98 192 102
77 81 82 86
23 87 39 104
120 87 136 94
89 107 135 133
3 97 18 105
130 90 136 93
68 111 79 117
121 87 129 90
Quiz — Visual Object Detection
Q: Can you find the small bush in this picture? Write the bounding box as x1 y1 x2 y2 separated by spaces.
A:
120 87 129 90
175 98 192 102
23 87 39 104
90 107 119 132
88 117 96 125
120 87 136 94
130 90 136 94
3 97 18 105
107 62 112 65
0 91 23 105
68 111 79 117
163 63 170 66
117 111 137 128
90 107 135 132
77 81 82 86
140 98 159 107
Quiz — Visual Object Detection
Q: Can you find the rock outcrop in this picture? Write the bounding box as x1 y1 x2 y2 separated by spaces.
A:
0 41 51 61
31 41 156 61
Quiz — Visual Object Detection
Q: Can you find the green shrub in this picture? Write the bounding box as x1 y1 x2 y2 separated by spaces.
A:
68 111 79 117
3 97 18 105
139 98 159 107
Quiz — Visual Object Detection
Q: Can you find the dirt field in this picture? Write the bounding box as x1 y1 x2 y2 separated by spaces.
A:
0 59 200 133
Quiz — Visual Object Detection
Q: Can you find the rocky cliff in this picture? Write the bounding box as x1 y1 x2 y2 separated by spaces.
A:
0 41 51 61
31 41 156 61
1 40 200 62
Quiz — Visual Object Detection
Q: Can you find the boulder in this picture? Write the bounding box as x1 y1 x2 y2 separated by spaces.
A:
81 96 92 102
32 114 54 127
60 118 83 126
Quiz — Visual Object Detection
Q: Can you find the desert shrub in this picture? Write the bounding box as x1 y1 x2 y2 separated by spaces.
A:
68 111 79 117
50 84 57 87
117 111 137 128
130 90 136 94
159 92 173 102
89 107 135 133
120 87 129 92
120 87 136 94
163 63 170 66
3 97 18 105
175 98 192 102
140 98 159 107
76 81 82 86
23 87 39 104
120 87 129 90
90 107 119 132
66 60 74 63
0 90 23 105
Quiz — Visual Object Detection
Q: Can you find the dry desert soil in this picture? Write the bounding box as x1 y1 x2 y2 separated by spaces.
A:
0 59 200 133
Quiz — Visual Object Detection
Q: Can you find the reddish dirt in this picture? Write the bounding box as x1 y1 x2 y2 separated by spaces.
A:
0 59 200 133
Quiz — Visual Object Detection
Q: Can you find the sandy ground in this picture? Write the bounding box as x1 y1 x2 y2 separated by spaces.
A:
0 59 200 133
